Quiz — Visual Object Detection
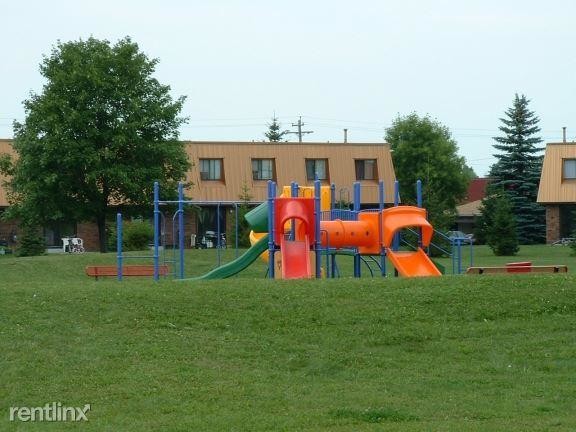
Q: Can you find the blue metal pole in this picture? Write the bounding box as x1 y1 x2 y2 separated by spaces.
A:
234 203 239 259
416 179 423 249
290 181 298 240
314 180 321 278
153 182 160 281
216 203 221 267
353 182 361 212
353 182 361 277
392 180 401 276
117 212 123 281
178 182 185 279
393 180 400 252
330 183 336 212
267 181 275 279
458 239 462 275
378 180 386 277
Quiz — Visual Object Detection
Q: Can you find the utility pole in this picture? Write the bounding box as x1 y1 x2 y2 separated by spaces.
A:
286 116 313 142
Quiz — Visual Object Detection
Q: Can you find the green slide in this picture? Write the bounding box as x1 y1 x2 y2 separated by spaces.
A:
184 234 269 280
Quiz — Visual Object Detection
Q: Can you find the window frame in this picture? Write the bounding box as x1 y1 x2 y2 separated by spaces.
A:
251 158 276 181
305 158 329 181
563 159 576 180
199 158 224 181
354 159 378 181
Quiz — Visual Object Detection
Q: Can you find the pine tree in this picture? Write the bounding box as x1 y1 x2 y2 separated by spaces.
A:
489 94 545 244
264 115 289 142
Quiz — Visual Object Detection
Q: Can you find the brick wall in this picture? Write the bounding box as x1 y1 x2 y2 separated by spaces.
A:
545 205 560 244
77 222 100 251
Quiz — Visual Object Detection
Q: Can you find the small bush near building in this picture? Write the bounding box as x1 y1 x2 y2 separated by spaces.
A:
16 225 46 257
108 220 154 251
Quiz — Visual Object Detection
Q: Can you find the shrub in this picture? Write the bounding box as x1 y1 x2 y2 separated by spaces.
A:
123 221 154 251
108 220 154 251
486 194 519 256
16 225 46 257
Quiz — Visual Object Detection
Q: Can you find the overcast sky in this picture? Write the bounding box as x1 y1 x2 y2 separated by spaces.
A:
1 0 575 176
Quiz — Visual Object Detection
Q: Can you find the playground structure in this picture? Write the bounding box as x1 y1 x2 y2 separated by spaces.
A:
149 178 471 281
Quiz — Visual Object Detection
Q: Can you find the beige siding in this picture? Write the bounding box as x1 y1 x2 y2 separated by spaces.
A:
537 143 576 203
0 139 17 207
184 141 396 204
0 139 397 206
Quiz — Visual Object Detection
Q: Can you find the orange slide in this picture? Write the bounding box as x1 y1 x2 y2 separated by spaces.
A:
381 206 441 277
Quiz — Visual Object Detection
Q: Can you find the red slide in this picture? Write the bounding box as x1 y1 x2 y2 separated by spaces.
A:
280 236 312 279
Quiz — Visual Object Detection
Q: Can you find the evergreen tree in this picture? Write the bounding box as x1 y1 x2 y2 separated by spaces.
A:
16 224 46 257
484 193 519 256
230 181 253 248
264 115 289 142
489 94 545 244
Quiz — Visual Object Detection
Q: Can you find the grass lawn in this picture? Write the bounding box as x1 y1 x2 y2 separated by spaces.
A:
0 245 575 430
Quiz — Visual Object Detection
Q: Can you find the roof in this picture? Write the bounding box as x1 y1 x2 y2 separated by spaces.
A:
463 178 490 203
456 199 483 217
537 142 576 204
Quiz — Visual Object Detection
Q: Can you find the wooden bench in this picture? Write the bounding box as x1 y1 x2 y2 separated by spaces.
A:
466 265 568 275
85 265 169 280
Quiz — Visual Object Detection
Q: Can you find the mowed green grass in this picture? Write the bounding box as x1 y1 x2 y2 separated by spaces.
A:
1 246 575 431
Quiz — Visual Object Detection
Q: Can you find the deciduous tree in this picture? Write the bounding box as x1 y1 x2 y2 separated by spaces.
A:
385 113 470 230
1 37 190 252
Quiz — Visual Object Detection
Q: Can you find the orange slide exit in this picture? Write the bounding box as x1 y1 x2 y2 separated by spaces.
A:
381 206 441 277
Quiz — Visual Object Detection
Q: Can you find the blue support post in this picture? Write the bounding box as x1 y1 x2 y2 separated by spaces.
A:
393 180 400 251
234 203 239 258
353 182 361 277
153 182 160 281
314 180 322 278
330 183 336 211
378 180 386 277
267 181 276 279
353 182 361 212
116 213 123 281
290 182 298 240
416 179 423 249
393 180 400 277
216 203 221 267
178 182 185 279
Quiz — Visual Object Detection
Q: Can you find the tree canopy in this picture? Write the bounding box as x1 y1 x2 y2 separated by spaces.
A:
487 94 545 244
0 37 190 252
385 113 470 230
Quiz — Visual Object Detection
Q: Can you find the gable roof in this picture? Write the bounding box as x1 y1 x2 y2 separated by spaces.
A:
463 178 490 203
537 142 576 204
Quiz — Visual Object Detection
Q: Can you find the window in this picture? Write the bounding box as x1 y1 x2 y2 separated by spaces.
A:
305 159 329 180
355 159 377 180
563 159 576 179
200 159 223 181
252 159 275 180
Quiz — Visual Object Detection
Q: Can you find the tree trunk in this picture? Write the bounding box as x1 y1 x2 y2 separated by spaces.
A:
96 214 108 253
